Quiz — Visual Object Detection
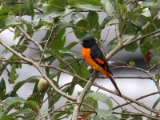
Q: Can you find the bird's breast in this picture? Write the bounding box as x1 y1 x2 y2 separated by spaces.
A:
81 47 102 71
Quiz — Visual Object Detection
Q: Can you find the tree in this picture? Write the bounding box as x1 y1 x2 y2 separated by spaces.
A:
0 0 160 120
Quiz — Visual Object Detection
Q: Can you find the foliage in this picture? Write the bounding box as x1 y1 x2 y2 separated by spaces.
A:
0 0 160 120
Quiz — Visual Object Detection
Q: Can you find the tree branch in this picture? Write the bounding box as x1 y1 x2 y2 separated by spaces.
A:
17 26 43 51
106 28 160 59
0 40 76 101
113 92 158 110
72 73 97 120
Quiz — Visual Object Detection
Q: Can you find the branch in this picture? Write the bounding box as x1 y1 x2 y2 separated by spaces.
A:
0 40 76 101
1 56 158 114
40 64 159 114
17 26 43 51
94 83 159 114
72 73 96 120
113 92 158 110
113 111 159 120
106 28 160 59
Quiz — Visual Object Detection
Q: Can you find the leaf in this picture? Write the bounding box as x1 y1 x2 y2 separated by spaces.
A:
77 4 102 11
64 41 78 50
11 44 27 52
10 76 39 96
124 42 138 52
0 78 6 99
49 92 62 108
119 20 137 35
132 115 142 120
133 14 148 27
24 101 39 112
101 0 115 17
9 64 18 84
87 12 99 30
73 19 88 39
142 22 156 35
121 109 130 120
140 38 153 54
86 92 113 109
46 0 66 13
107 38 118 51
151 55 160 66
0 4 11 28
23 0 34 18
0 115 12 120
129 61 136 67
2 97 24 110
82 96 98 111
27 92 44 106
152 97 160 109
49 28 66 50
68 0 102 6
72 13 85 24
94 109 113 120
5 16 21 26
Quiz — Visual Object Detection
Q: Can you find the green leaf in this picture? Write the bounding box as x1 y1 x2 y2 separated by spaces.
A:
124 42 138 52
101 0 115 16
152 97 160 109
68 0 102 6
27 92 44 106
94 109 113 120
107 38 118 51
86 91 113 109
9 64 18 84
46 0 66 13
77 4 102 11
151 55 160 66
49 86 71 108
132 115 142 120
129 61 136 67
133 14 148 27
5 16 21 26
82 97 98 111
24 101 39 112
0 4 10 28
0 78 6 99
11 76 39 96
0 115 12 120
49 92 62 108
121 109 130 120
11 44 27 52
73 19 88 39
49 28 66 50
2 97 24 109
23 0 34 18
87 12 99 30
140 38 152 54
119 20 137 35
64 41 78 50
71 13 85 24
106 115 120 120
142 22 156 35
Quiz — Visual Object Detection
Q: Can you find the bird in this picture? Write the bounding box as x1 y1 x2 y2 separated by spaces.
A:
81 35 122 96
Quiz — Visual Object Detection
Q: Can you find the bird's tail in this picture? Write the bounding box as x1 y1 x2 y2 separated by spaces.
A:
104 71 122 96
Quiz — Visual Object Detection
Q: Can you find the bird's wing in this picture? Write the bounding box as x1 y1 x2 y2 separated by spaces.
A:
90 46 112 74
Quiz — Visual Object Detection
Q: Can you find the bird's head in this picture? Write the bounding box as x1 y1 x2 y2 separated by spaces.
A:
81 35 96 48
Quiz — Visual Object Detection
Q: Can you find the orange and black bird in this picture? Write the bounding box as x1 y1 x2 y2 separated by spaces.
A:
81 35 121 96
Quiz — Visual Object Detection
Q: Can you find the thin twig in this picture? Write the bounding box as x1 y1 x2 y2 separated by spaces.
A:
113 111 159 120
17 26 43 51
113 92 158 110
